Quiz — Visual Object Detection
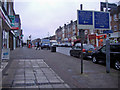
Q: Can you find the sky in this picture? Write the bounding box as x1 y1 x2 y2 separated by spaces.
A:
14 0 118 42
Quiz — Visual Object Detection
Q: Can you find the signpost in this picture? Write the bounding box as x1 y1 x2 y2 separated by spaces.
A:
0 7 2 68
77 7 110 74
105 0 110 73
0 3 3 89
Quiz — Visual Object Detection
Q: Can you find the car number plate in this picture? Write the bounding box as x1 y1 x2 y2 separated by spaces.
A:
88 51 92 53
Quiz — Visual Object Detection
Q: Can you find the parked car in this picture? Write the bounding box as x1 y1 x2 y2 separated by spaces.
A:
58 43 63 47
51 43 58 47
64 42 72 47
92 43 120 70
70 43 95 58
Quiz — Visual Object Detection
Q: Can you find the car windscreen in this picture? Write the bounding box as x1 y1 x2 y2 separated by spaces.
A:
110 45 120 52
83 45 94 50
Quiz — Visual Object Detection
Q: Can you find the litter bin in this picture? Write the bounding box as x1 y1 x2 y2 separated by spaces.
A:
51 46 56 52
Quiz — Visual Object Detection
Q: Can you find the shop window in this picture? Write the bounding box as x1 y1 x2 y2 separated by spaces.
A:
114 25 117 31
110 16 112 22
119 24 120 31
114 14 117 21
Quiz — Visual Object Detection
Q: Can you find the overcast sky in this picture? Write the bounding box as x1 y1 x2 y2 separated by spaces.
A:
14 0 118 42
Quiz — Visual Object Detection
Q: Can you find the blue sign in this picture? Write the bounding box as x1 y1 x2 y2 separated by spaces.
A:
94 11 110 29
78 11 93 25
103 30 113 34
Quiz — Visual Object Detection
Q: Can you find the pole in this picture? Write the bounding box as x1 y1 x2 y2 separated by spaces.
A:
106 34 110 73
106 0 108 12
105 0 110 73
80 4 84 74
0 5 2 68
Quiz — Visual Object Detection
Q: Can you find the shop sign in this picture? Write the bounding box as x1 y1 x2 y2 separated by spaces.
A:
2 48 10 60
11 16 19 30
96 34 107 39
9 15 15 26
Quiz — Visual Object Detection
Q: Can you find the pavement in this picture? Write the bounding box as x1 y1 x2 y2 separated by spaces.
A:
2 48 70 89
1 46 120 89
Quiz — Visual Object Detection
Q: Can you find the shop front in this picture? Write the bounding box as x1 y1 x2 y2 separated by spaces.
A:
89 34 107 48
88 34 97 47
96 34 107 47
110 32 120 43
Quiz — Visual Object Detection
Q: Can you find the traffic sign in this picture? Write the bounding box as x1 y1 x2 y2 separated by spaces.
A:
78 10 93 25
77 10 93 29
94 11 110 29
77 10 110 30
103 30 113 34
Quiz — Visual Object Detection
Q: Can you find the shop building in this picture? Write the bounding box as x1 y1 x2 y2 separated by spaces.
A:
0 0 22 50
110 4 120 43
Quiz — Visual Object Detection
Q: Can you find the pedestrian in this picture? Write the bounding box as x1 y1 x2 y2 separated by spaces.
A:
36 42 40 50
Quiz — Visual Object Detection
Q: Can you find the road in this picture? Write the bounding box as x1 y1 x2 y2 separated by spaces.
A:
2 46 119 89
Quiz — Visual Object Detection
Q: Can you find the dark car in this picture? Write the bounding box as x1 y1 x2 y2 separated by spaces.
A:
64 43 72 47
92 43 120 70
70 43 95 58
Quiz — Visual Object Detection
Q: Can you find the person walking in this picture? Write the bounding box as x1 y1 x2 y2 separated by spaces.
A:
36 42 40 50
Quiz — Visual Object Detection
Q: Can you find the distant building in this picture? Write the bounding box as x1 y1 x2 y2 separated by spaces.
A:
49 35 56 40
55 26 62 43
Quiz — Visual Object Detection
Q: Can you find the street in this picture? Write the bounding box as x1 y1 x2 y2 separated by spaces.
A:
2 46 119 89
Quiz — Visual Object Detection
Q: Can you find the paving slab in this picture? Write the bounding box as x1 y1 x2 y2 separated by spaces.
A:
25 80 36 86
48 77 62 84
37 77 49 84
25 76 35 80
39 84 53 88
25 85 38 88
52 84 68 88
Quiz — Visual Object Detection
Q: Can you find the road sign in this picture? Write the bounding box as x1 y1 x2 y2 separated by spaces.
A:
77 10 93 30
103 30 113 34
94 11 110 29
78 10 93 25
77 10 110 30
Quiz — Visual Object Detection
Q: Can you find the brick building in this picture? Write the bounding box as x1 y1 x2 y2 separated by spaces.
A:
110 4 120 43
55 26 62 43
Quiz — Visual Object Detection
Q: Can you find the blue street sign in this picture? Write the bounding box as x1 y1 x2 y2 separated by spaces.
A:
103 30 113 34
94 11 110 29
78 11 93 25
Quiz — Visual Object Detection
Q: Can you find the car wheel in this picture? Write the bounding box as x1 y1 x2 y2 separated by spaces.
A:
114 60 120 70
92 56 97 63
70 52 73 56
